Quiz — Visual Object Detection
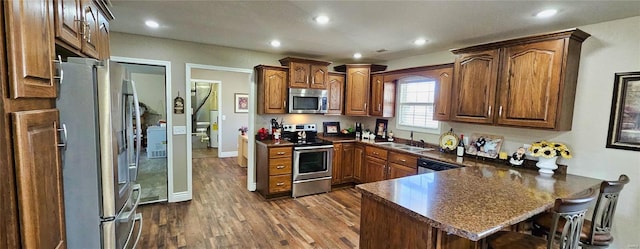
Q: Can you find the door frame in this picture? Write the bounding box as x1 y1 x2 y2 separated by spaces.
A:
109 56 175 201
185 63 256 193
190 79 222 156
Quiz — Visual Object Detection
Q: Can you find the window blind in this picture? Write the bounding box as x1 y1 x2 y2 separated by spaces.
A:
397 81 438 129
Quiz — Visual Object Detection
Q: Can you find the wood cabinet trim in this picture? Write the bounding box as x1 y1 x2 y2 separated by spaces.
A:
450 28 590 54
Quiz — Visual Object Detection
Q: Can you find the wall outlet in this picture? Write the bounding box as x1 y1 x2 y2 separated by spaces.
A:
173 126 187 135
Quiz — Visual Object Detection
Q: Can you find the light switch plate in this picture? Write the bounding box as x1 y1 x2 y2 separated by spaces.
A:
173 126 187 135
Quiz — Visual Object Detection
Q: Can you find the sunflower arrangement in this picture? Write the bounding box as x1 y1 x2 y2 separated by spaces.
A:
528 141 572 159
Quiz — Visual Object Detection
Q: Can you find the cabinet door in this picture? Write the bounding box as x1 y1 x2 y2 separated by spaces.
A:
332 143 343 185
12 109 66 249
310 64 328 89
364 156 386 183
97 10 110 60
353 145 364 183
341 143 355 182
496 39 565 128
5 0 57 99
289 62 310 88
388 163 416 180
54 0 82 49
345 66 371 116
370 75 383 116
261 68 287 114
451 49 499 124
327 73 344 115
80 0 99 58
433 67 454 121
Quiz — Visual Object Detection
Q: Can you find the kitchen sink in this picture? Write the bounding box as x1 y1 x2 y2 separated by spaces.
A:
374 142 410 149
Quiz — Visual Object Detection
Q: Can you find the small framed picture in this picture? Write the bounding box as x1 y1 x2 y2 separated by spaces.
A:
234 93 248 113
375 119 388 138
323 122 340 136
606 72 640 151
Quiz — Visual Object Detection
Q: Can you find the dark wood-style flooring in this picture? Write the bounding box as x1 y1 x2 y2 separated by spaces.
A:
137 157 361 248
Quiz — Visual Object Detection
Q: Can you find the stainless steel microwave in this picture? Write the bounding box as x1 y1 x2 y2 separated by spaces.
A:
288 88 328 114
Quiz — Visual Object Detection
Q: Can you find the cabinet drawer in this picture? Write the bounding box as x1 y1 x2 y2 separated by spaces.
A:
366 146 388 160
269 175 292 193
269 158 292 175
388 152 418 169
269 147 292 158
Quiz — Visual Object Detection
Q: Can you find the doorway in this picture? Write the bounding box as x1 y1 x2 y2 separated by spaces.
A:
191 79 221 159
112 56 172 204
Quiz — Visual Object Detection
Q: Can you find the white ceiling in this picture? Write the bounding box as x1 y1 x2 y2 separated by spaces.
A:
109 0 640 63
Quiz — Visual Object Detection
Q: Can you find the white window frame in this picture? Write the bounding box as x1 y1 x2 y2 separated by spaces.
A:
395 77 441 134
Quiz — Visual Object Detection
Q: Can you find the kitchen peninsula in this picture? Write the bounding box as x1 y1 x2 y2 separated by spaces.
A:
356 165 602 248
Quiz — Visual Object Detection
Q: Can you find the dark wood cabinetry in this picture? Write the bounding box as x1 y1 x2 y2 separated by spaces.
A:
450 29 590 130
353 144 364 183
344 65 371 116
256 143 293 197
53 0 112 59
79 0 99 58
256 65 288 114
326 72 344 115
96 10 110 60
369 75 396 117
54 0 82 49
332 143 343 185
432 67 454 121
362 146 417 183
331 142 356 185
364 156 387 183
279 57 330 89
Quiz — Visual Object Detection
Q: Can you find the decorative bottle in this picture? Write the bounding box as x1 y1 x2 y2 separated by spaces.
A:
457 134 465 157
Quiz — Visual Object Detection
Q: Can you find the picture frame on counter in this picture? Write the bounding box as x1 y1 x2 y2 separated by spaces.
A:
375 119 388 138
606 71 640 151
234 93 249 113
323 122 340 136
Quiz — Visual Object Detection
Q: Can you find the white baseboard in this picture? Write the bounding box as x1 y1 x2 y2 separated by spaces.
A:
220 151 238 158
170 191 191 203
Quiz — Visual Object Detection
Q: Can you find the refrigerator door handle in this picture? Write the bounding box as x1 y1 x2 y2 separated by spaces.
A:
123 213 143 249
117 184 141 223
129 80 142 182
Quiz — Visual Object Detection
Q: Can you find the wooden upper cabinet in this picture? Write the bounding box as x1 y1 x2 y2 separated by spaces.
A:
80 0 99 58
256 65 288 114
279 57 330 89
54 0 82 49
370 74 396 117
450 49 499 124
12 109 66 249
97 10 110 60
433 67 454 121
496 39 565 129
345 65 371 116
327 72 345 115
5 0 57 99
450 29 589 130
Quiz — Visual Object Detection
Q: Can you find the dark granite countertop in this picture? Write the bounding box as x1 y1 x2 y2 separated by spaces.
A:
255 140 294 147
355 166 602 241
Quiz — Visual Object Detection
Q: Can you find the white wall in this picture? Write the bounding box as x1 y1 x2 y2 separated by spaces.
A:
132 73 166 121
383 16 640 248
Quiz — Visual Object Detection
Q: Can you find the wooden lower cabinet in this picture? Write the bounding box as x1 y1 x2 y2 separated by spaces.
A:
364 156 387 183
332 143 343 185
360 195 482 249
353 144 364 183
388 163 416 179
362 146 417 183
331 142 356 185
256 142 293 198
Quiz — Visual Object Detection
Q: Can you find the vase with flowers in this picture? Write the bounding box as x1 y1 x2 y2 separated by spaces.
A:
529 141 572 174
238 126 248 135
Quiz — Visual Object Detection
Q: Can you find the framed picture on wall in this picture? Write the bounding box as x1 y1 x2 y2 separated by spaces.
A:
234 93 249 113
606 72 640 151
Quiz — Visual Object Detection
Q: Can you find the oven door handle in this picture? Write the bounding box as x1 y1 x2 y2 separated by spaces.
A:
294 145 334 151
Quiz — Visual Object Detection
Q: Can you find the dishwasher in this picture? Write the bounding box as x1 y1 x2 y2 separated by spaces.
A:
417 157 461 174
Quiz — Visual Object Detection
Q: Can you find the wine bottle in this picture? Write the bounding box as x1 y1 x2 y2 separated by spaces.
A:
457 134 465 157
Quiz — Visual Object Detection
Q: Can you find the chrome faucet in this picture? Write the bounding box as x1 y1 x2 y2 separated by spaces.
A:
409 131 414 146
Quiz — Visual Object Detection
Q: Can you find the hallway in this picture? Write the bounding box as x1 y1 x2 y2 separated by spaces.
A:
137 157 361 248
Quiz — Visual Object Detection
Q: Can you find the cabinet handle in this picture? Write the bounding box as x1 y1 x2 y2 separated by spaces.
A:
276 165 285 169
57 123 68 150
283 100 286 109
277 152 285 155
364 103 367 110
400 159 406 162
307 75 310 84
373 152 378 155
378 104 381 111
499 106 503 117
311 75 315 85
488 105 492 116
276 182 285 186
53 55 64 85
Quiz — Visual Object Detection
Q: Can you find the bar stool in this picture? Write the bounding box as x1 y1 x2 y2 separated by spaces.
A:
532 175 630 248
487 188 597 249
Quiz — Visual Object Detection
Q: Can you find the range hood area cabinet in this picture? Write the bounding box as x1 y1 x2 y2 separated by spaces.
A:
255 65 288 114
326 72 345 115
279 57 331 89
448 28 590 130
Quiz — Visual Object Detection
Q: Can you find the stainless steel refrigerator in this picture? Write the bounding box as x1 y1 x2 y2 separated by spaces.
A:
57 58 143 249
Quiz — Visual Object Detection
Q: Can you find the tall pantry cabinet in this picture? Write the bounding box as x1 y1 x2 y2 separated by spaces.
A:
0 1 113 248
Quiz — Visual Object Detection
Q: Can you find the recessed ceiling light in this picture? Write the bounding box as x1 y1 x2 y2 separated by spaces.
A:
353 53 362 59
536 9 557 18
314 15 330 24
145 20 159 28
414 38 427 46
270 40 281 47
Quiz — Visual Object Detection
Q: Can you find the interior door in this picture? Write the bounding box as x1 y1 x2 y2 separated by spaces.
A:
12 109 66 249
